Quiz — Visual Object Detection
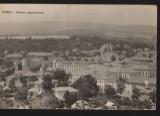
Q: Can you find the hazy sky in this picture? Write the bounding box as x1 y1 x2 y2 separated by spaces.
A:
0 4 157 26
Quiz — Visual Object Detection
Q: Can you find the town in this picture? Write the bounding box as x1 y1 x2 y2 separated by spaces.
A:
0 35 157 110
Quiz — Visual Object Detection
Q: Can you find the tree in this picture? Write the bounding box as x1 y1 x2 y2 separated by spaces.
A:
29 65 41 72
141 100 152 109
111 55 116 62
122 97 132 105
149 89 156 104
104 85 116 98
64 91 78 107
42 74 53 91
19 75 27 87
14 87 28 102
11 67 15 74
5 68 13 76
43 56 48 61
72 75 99 100
18 62 22 71
8 78 16 91
116 78 126 94
132 86 140 100
53 69 71 87
43 93 61 109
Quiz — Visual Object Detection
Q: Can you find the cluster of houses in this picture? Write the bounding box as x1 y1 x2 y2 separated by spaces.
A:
0 43 157 109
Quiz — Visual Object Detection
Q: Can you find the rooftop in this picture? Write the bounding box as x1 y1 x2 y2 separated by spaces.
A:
5 54 23 58
28 87 39 92
27 52 53 57
117 92 133 98
53 87 78 92
105 101 115 107
23 72 38 77
34 79 43 84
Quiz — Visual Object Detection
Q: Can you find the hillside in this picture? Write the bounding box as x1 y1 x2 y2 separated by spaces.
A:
0 22 157 40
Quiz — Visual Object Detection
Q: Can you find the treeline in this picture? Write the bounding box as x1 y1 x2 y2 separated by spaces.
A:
0 36 154 56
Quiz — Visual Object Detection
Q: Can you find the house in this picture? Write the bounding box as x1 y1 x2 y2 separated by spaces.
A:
28 87 42 96
52 87 78 100
105 101 117 110
95 76 118 92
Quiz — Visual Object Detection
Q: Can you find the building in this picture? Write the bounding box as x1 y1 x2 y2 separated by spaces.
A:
132 64 156 78
136 50 156 59
27 52 53 58
22 58 42 69
131 50 157 65
52 60 91 74
96 76 118 92
52 87 78 100
69 71 89 84
125 77 156 93
111 67 138 79
131 56 154 65
105 101 117 110
4 53 23 65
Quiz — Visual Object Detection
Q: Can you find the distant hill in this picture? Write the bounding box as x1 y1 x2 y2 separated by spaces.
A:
0 22 157 40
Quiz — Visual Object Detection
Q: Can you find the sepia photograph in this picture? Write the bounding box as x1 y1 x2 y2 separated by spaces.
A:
0 4 157 110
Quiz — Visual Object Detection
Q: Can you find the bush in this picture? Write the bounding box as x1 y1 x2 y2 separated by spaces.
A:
122 97 132 105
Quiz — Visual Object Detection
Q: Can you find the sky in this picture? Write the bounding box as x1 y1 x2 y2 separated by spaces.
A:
0 4 157 26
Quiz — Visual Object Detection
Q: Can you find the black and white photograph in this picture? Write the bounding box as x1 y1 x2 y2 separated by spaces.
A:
0 4 157 110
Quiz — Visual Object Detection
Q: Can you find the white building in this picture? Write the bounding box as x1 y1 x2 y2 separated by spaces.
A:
52 87 78 100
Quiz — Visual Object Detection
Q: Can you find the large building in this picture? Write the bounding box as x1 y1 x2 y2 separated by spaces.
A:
125 77 156 94
131 50 157 65
132 64 156 78
4 53 23 65
52 60 92 74
92 72 118 92
27 52 53 59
